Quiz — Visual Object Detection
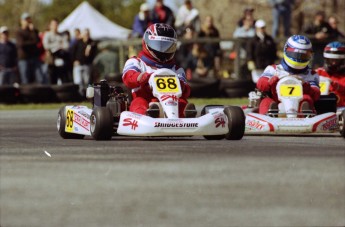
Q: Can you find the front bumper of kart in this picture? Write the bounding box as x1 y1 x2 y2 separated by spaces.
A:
245 112 338 134
117 110 229 137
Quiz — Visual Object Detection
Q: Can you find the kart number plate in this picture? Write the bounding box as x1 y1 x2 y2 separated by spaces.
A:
280 85 302 97
65 109 74 132
154 77 179 93
319 81 327 94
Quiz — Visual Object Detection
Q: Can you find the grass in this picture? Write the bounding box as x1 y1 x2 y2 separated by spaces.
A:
0 98 248 111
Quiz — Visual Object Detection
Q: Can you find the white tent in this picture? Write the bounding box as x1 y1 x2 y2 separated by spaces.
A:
58 1 131 40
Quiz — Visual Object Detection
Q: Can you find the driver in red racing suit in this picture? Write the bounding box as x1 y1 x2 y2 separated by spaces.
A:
256 35 320 115
122 23 196 118
316 41 345 107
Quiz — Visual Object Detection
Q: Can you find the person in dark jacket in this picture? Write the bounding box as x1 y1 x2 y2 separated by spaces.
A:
72 28 97 96
150 0 175 28
0 26 17 85
16 12 47 84
246 19 277 82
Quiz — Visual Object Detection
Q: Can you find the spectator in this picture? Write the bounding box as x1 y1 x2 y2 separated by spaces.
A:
237 7 255 28
92 43 120 82
268 0 294 39
246 20 277 83
16 12 47 84
132 3 154 38
0 26 17 85
175 0 200 36
328 16 345 39
150 0 175 27
187 43 213 78
70 28 81 51
72 28 97 96
176 26 195 80
304 11 332 40
43 19 70 84
304 10 333 68
233 16 256 38
198 15 222 77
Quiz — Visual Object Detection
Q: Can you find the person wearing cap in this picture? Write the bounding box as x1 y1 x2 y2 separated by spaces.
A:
268 0 294 39
246 19 277 82
16 12 47 84
132 3 155 38
0 26 18 85
174 0 200 36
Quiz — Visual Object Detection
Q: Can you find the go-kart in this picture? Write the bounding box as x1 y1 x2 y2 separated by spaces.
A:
243 75 344 136
57 68 246 140
314 76 345 137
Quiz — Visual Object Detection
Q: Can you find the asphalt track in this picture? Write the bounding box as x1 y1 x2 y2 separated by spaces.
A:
0 109 344 227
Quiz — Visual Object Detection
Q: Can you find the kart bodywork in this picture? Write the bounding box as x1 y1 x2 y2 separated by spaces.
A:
57 69 246 140
244 75 344 136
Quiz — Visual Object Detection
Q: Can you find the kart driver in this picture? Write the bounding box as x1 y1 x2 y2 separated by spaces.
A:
256 35 321 115
122 23 196 118
316 41 345 107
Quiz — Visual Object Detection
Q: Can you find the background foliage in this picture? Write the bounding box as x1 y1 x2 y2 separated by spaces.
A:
0 0 143 32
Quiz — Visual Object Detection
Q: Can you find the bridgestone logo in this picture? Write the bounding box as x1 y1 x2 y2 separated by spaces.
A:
154 122 198 128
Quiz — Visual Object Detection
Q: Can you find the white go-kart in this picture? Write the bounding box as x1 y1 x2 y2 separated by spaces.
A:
57 68 246 140
244 74 343 136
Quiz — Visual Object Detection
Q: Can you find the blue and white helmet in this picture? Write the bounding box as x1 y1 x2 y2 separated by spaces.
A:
283 35 313 70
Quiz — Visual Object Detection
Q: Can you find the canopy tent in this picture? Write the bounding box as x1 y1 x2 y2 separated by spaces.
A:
58 1 131 40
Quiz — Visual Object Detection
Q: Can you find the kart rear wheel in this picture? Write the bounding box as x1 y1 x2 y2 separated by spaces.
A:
339 110 345 138
224 106 245 140
90 107 114 140
201 105 225 140
57 106 85 139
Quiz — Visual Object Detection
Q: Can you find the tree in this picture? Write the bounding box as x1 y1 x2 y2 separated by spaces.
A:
0 0 143 33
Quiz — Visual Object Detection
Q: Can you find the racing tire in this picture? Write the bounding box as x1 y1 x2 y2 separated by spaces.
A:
224 106 245 140
57 106 85 139
201 105 226 140
339 110 345 138
90 107 114 140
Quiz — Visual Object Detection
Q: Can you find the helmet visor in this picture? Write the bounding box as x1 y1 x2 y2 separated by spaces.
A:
325 58 345 67
285 47 312 62
144 34 177 53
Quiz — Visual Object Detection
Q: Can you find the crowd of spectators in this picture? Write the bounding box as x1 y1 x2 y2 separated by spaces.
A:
1 0 345 88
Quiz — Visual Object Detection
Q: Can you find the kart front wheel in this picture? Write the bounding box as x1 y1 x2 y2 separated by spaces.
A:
90 107 114 140
57 106 85 139
339 110 345 138
224 106 245 140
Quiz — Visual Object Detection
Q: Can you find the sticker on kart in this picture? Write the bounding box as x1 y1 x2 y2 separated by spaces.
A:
154 76 180 93
279 84 302 97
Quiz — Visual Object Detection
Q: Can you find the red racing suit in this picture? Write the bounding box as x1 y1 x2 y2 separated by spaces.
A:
257 64 321 114
122 51 191 117
316 67 345 107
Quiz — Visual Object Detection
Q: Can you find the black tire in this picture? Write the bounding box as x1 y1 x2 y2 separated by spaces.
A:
189 78 221 98
52 83 82 102
201 105 226 140
20 85 57 103
0 85 20 104
90 107 114 140
339 110 345 138
57 106 85 139
224 106 245 140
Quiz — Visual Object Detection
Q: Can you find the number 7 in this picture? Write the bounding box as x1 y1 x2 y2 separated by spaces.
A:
288 87 295 95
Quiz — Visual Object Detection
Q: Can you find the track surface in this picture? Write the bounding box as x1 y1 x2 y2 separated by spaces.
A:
0 109 344 227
